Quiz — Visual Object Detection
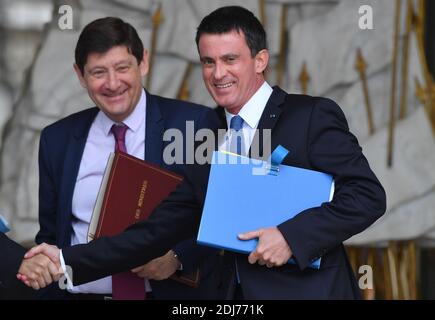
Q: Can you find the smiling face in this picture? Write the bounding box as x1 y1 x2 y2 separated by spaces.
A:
74 45 148 122
198 30 269 114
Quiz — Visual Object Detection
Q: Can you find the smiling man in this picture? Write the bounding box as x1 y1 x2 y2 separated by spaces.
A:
199 32 267 116
28 17 220 300
73 44 146 123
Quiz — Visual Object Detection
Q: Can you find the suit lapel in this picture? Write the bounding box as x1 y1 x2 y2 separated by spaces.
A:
249 86 286 158
58 108 99 247
256 86 286 131
215 106 227 130
144 91 164 166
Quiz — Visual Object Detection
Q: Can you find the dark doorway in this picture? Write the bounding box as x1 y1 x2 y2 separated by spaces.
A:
420 0 435 300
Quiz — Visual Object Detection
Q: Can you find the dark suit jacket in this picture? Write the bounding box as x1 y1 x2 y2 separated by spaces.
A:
63 86 386 299
35 90 221 299
0 233 35 299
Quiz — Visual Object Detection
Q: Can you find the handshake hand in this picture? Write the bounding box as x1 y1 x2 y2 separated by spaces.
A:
17 243 64 290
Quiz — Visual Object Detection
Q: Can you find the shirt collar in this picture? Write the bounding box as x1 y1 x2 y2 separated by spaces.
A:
225 82 273 129
98 89 146 136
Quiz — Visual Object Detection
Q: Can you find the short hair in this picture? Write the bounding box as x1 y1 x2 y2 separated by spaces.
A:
75 17 144 74
195 6 267 57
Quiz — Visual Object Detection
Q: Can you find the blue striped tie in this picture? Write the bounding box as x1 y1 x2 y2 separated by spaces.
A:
229 115 245 284
229 115 245 155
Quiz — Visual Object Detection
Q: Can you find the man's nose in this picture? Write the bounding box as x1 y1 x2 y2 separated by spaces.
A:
213 62 226 80
106 69 120 91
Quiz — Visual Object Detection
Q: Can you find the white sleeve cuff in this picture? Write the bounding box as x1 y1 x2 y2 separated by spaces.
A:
59 249 74 290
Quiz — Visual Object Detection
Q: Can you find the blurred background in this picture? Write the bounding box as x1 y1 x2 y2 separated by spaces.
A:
0 0 434 299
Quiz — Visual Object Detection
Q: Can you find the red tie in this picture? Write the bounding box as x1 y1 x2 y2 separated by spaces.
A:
110 124 146 300
111 124 128 153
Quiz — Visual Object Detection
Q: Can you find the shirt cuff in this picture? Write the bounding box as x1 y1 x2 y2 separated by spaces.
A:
59 249 73 290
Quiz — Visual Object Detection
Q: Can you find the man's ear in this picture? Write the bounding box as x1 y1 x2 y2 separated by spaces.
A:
254 49 269 74
139 49 149 77
73 63 87 88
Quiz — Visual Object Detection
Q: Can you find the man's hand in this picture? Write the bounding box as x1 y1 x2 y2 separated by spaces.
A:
131 250 181 280
238 227 292 268
17 243 63 289
17 253 62 290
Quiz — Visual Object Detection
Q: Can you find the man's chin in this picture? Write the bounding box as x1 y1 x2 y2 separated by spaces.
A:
212 97 231 108
217 101 238 111
100 106 130 120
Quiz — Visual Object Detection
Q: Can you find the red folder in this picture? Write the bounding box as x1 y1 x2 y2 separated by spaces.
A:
88 151 183 239
88 151 199 287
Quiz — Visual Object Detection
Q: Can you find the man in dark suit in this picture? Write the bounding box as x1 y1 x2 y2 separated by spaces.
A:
26 17 221 299
0 233 40 299
21 7 386 299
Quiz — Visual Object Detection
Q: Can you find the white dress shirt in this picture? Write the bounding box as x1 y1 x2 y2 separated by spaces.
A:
219 81 273 155
67 89 147 294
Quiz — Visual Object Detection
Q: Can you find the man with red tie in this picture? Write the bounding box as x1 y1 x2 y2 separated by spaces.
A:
28 17 220 300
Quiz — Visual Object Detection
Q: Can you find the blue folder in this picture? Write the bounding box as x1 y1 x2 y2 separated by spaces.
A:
0 214 10 233
197 150 334 269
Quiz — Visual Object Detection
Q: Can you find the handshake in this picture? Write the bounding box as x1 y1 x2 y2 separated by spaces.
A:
17 243 183 290
17 243 63 290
